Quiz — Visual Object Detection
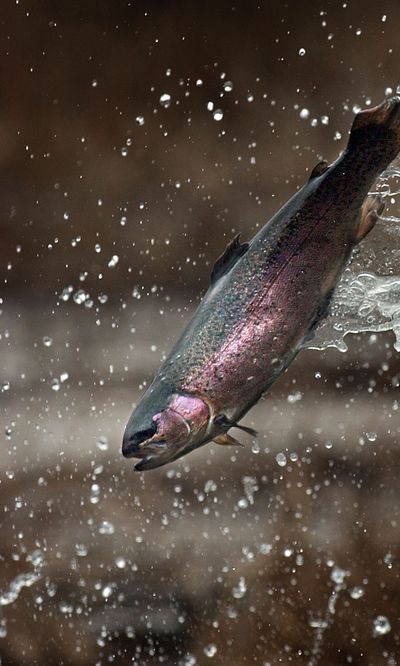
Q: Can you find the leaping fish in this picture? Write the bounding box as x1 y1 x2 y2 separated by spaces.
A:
122 97 400 470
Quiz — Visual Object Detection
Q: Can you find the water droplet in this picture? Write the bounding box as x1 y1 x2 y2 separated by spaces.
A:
51 378 60 392
73 289 89 305
350 585 364 599
90 483 100 504
242 476 258 504
132 286 141 300
299 108 310 119
99 520 115 535
373 615 391 636
204 644 217 658
96 436 109 451
204 479 217 493
75 543 88 557
232 576 247 599
298 47 306 56
115 556 126 569
330 566 348 585
308 616 328 629
275 452 287 467
108 255 119 268
223 80 233 92
366 431 377 442
59 601 73 614
59 285 73 302
102 584 114 599
121 146 128 157
159 93 171 108
384 552 394 568
183 655 197 666
135 115 145 126
287 390 303 404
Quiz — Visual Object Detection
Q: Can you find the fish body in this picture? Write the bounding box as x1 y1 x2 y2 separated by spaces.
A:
123 97 400 470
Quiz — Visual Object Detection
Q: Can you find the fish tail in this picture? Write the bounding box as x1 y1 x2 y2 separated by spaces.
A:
347 96 400 168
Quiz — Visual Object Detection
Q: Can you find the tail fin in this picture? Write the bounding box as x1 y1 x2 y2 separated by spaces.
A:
347 97 400 168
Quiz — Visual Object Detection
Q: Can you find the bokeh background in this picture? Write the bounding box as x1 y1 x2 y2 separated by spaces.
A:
2 1 400 664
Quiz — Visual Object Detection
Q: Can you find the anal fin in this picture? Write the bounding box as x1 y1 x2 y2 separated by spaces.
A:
356 193 384 243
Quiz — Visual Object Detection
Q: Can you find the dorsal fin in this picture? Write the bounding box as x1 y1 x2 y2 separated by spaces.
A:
210 234 249 284
308 160 329 181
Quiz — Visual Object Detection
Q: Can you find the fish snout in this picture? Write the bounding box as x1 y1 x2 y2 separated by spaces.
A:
352 96 400 130
122 423 157 458
121 406 192 471
348 96 400 167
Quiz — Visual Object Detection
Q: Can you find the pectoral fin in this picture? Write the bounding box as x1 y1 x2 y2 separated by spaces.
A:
214 413 258 437
356 193 384 243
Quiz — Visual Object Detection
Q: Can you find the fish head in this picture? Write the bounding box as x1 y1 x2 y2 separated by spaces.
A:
122 388 212 471
348 96 400 167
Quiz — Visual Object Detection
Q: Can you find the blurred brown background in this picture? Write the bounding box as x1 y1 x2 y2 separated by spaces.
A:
2 1 400 664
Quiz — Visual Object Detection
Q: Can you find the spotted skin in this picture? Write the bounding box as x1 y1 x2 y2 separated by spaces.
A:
123 97 400 470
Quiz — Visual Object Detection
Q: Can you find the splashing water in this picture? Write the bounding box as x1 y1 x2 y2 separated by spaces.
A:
307 160 400 352
0 549 44 607
0 549 44 640
308 564 349 666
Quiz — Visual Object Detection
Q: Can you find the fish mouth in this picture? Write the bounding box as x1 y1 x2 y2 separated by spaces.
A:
133 450 172 472
122 424 177 471
122 424 157 458
126 441 182 472
122 391 213 471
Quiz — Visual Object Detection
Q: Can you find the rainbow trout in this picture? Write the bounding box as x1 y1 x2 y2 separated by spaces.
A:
123 97 400 471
